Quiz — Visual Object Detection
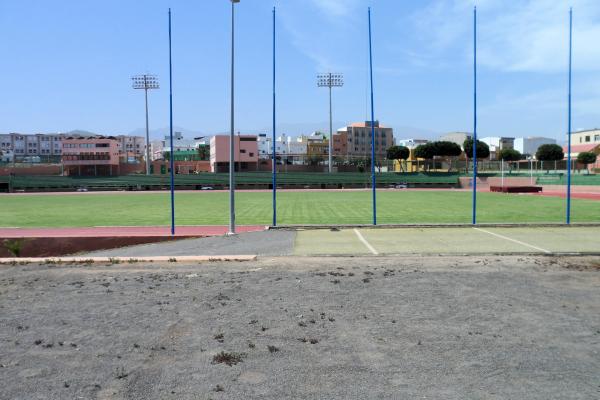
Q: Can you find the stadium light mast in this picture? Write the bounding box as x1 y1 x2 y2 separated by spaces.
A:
317 72 344 173
132 74 159 175
228 0 240 235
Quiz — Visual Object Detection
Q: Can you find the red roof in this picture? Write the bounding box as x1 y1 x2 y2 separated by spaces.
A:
562 143 600 153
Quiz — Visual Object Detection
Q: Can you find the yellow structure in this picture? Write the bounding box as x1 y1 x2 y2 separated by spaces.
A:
393 148 423 172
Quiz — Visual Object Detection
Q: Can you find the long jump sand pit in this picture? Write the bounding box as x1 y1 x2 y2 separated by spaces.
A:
1 255 599 399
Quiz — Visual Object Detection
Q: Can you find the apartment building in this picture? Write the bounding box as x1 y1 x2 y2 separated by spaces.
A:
0 133 64 159
210 135 259 172
0 132 146 163
116 135 145 162
335 121 394 158
61 136 120 176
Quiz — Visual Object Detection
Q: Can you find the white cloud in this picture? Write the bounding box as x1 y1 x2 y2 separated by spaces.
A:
278 0 367 71
411 0 600 73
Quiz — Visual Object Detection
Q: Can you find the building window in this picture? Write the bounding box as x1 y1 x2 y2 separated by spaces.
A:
595 135 600 142
585 136 591 142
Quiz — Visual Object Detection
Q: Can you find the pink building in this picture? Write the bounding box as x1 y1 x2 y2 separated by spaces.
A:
210 135 259 173
62 136 120 176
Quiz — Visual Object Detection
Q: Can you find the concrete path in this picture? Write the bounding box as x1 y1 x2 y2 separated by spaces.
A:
85 230 297 257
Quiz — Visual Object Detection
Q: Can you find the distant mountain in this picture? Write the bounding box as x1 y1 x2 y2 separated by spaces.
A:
126 122 441 142
65 129 100 136
128 126 208 141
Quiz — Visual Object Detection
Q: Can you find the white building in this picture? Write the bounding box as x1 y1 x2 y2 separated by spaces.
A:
151 132 201 160
514 137 557 157
115 135 145 159
0 133 64 158
257 133 308 163
396 138 429 148
0 149 14 162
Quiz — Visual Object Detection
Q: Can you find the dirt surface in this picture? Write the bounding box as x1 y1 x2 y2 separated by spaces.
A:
1 256 599 399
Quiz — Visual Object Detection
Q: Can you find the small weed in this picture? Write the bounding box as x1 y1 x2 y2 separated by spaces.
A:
115 366 128 379
212 351 246 366
127 258 139 264
168 258 177 263
214 333 224 343
108 258 120 265
3 239 24 257
267 345 279 353
213 384 224 392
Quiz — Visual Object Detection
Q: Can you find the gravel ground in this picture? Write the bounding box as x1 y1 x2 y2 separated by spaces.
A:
1 255 599 399
84 230 296 257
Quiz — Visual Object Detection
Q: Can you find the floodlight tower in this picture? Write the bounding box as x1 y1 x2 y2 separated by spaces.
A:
317 73 344 173
132 74 159 175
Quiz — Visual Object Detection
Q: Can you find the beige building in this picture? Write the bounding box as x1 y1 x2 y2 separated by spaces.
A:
439 132 472 148
336 121 394 158
571 129 600 145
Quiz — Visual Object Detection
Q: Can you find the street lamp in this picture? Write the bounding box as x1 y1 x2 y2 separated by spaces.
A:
317 72 343 173
228 0 240 235
132 74 159 175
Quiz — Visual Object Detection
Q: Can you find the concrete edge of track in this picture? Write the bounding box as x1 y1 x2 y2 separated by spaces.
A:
268 222 600 230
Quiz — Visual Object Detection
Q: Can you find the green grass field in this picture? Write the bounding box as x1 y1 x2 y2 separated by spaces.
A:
1 191 599 228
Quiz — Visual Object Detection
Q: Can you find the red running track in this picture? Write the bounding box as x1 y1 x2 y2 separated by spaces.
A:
0 225 266 238
533 191 600 201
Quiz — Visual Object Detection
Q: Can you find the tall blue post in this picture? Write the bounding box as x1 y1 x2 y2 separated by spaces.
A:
168 9 175 235
566 8 573 224
368 8 377 225
272 6 277 227
472 6 478 225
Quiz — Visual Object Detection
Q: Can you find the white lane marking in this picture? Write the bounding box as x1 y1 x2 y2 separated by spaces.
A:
354 229 379 255
473 227 551 254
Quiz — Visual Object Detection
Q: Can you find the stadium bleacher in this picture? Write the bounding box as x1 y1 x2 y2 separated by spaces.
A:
0 172 460 192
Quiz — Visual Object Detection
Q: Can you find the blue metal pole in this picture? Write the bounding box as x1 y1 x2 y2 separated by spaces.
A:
566 8 573 225
272 6 277 227
472 6 477 225
368 8 377 226
168 9 175 235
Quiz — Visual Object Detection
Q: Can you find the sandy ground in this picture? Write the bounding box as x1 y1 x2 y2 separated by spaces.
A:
1 256 599 400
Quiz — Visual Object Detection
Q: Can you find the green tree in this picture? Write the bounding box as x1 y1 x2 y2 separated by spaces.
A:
414 143 436 171
499 148 522 162
463 139 490 160
499 148 522 173
432 141 462 171
577 152 597 174
463 139 490 173
386 145 410 172
536 144 564 172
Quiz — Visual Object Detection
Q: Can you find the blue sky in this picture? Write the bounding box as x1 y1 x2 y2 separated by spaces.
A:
1 0 599 141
